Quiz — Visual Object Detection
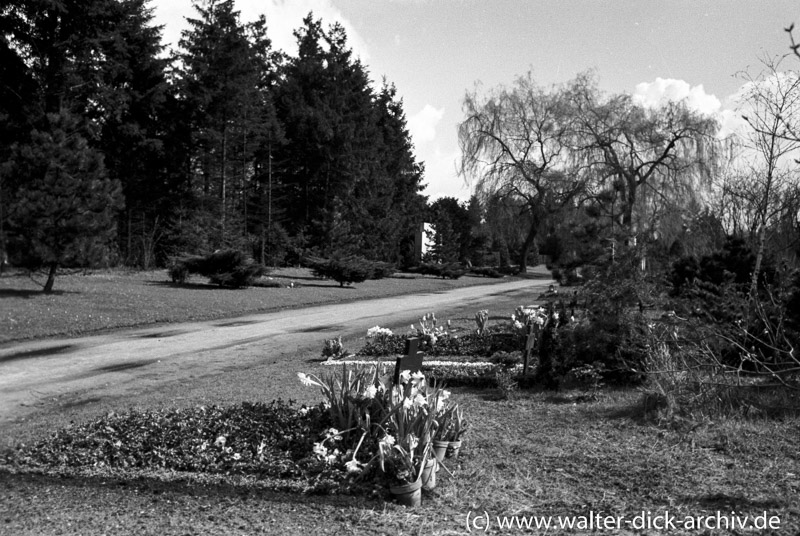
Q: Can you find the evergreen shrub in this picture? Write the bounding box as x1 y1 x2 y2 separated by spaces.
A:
306 255 373 287
168 250 267 288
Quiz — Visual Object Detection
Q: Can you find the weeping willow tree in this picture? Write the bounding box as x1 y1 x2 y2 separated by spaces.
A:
458 72 588 272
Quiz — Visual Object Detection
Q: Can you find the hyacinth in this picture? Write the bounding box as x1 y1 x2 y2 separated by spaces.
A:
297 372 320 387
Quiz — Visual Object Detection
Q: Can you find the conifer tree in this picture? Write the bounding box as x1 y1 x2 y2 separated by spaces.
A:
4 112 123 292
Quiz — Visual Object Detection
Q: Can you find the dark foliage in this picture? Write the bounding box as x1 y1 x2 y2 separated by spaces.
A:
470 266 503 278
408 262 466 279
306 255 373 287
670 236 776 295
169 250 267 288
7 401 326 478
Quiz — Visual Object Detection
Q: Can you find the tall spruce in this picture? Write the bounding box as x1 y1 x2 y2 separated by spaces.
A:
275 15 426 260
179 0 279 249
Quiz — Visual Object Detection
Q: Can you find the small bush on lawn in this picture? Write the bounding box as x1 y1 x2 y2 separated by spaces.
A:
169 250 267 288
305 255 377 287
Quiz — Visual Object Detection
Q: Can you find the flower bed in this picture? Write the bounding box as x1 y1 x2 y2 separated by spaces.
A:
4 365 469 505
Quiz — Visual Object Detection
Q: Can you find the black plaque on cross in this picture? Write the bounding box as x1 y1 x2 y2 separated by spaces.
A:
393 337 424 385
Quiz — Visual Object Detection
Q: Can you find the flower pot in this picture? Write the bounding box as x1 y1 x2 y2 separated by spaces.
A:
433 440 449 464
421 457 437 491
446 439 462 459
390 479 422 507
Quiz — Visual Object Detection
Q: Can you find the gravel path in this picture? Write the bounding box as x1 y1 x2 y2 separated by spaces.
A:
0 277 551 425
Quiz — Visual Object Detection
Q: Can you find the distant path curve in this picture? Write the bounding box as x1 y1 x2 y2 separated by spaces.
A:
0 277 552 423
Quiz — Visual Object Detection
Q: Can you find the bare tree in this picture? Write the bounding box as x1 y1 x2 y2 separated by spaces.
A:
735 55 800 296
458 72 586 272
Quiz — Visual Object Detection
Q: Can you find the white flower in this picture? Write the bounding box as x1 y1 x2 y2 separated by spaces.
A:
326 428 342 441
297 372 318 387
363 385 378 399
313 442 328 458
232 453 241 461
403 397 413 409
410 371 425 383
380 435 396 448
345 459 362 473
413 393 427 408
410 324 415 331
408 434 419 451
399 370 411 384
298 406 309 416
514 320 524 330
553 312 560 321
214 435 226 447
441 390 451 400
325 449 340 465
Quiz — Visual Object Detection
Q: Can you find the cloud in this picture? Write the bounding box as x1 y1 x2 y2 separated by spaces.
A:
632 78 748 137
408 104 445 145
152 0 369 61
633 78 722 116
255 0 370 61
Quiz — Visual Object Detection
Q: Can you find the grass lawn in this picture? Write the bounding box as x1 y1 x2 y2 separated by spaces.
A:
1 308 798 535
2 389 798 535
0 267 526 343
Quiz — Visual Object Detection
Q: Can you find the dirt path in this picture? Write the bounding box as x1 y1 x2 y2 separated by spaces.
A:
0 277 551 425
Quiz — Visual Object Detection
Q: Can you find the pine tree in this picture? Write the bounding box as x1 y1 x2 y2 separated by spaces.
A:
4 112 123 292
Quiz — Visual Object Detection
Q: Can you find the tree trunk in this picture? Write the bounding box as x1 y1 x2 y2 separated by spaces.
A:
43 262 58 293
518 217 538 274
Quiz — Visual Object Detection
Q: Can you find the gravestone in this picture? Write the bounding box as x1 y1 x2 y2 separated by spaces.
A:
393 337 424 384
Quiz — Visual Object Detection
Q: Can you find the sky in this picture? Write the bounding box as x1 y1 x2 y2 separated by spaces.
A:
151 0 800 202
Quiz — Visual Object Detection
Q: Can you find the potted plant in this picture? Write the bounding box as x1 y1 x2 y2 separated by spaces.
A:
377 433 427 506
432 404 454 464
446 405 467 459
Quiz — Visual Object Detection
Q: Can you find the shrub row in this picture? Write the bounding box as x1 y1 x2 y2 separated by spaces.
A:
407 262 466 279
